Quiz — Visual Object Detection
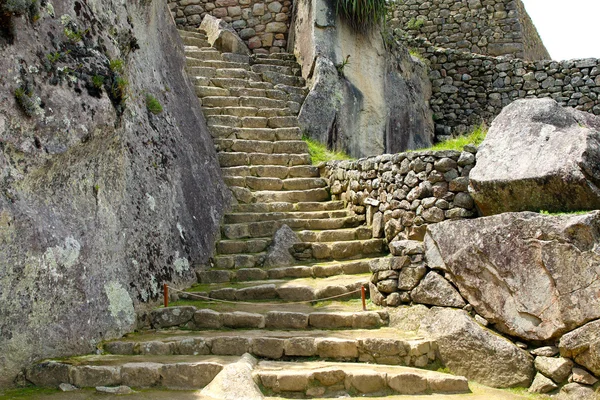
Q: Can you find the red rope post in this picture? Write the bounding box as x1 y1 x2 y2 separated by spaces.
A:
163 284 169 308
361 285 367 311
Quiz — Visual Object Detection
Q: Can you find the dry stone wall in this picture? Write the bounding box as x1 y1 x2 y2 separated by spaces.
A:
388 0 550 60
167 0 291 53
406 41 600 137
322 148 477 243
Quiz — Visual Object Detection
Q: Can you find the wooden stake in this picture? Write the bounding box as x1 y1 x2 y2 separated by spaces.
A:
361 285 367 311
163 284 169 308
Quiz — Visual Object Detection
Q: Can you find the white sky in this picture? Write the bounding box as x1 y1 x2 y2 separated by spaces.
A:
521 0 600 60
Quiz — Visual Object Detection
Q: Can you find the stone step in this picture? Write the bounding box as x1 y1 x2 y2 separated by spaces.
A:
25 354 237 389
185 49 222 61
224 176 328 191
255 360 469 397
232 201 346 213
215 139 308 154
198 258 372 281
224 209 348 224
215 68 260 80
204 108 296 119
192 60 250 70
247 188 330 203
181 36 211 48
178 29 208 40
221 215 363 240
261 71 306 87
221 52 250 64
252 57 300 67
254 52 298 61
186 65 217 77
101 328 439 368
297 226 373 242
221 165 319 179
213 253 266 269
201 96 241 108
193 76 212 87
195 85 229 97
183 273 370 302
292 239 385 261
251 63 297 76
275 83 309 96
211 126 302 141
240 95 288 109
149 307 388 331
218 152 311 168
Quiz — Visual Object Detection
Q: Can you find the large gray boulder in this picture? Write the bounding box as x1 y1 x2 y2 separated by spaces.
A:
470 98 600 215
419 307 534 388
263 225 300 268
0 0 229 386
200 15 250 55
560 320 600 377
200 354 263 400
291 0 433 158
425 211 600 342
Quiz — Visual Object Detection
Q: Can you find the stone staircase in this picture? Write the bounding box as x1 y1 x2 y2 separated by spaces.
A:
23 28 473 398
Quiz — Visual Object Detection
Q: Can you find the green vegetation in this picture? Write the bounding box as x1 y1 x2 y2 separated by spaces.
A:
63 27 86 43
416 123 487 152
14 87 38 117
92 75 105 89
111 76 128 102
504 387 549 399
334 0 387 32
406 17 425 30
1 0 39 18
0 387 58 400
336 55 351 76
46 51 61 63
146 94 163 115
409 48 429 65
109 59 125 74
304 136 353 165
539 210 591 216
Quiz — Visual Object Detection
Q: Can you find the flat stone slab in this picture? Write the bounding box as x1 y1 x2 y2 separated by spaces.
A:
255 361 469 396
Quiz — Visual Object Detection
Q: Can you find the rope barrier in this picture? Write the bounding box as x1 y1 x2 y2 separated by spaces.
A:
165 284 365 307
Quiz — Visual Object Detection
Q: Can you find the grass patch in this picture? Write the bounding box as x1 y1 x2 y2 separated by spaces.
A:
145 94 163 115
417 123 487 152
504 387 550 398
0 387 59 400
303 136 353 164
334 0 387 32
539 210 592 216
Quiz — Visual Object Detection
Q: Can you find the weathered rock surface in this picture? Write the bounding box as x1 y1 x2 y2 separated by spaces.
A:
417 307 534 388
263 225 300 268
0 0 229 386
200 354 263 400
528 373 558 394
470 98 600 215
535 357 573 383
200 14 250 55
557 382 599 400
426 211 600 342
292 0 433 158
560 319 600 377
410 272 465 308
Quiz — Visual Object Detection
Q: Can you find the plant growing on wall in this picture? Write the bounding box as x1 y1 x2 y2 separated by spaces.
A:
334 0 387 32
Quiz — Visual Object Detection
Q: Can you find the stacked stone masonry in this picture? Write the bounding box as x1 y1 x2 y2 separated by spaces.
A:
388 0 550 61
409 44 600 137
322 148 477 243
168 0 291 53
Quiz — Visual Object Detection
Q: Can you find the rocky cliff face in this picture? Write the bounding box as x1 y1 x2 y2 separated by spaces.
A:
290 0 434 158
0 0 229 386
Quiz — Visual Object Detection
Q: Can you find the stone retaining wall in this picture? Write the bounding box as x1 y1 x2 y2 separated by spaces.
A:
405 39 600 137
388 0 549 61
168 0 291 53
322 148 477 243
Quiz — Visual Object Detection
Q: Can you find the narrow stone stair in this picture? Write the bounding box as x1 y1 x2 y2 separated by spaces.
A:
23 27 473 398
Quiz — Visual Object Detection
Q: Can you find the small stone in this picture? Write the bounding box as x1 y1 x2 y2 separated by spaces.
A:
59 383 78 392
571 367 599 386
531 346 559 357
96 386 134 395
474 314 489 327
528 373 558 394
535 356 573 383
